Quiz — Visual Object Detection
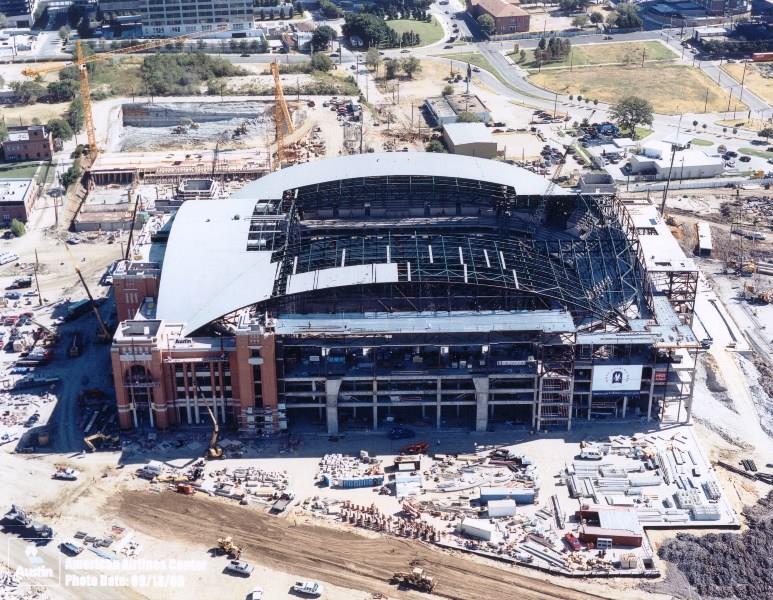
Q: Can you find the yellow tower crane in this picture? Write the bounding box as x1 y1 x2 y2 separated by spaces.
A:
271 61 295 169
22 27 230 164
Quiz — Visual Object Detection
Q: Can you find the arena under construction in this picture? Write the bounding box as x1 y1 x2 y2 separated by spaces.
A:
110 153 700 435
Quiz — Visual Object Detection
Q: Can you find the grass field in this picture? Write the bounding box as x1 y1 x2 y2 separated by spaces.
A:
739 147 773 159
512 41 676 71
530 64 746 115
691 138 714 146
435 51 524 94
388 17 443 47
721 62 773 106
0 161 44 179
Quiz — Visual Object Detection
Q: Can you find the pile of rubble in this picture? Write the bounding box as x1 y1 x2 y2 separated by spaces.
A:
0 562 51 599
658 490 773 599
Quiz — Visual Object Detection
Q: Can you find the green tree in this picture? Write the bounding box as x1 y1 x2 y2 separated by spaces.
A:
61 163 82 189
58 25 71 42
10 219 25 237
384 58 398 80
426 139 446 153
477 14 495 36
10 81 45 105
400 56 421 79
46 118 73 141
572 15 589 28
456 111 481 123
590 12 603 24
319 0 343 18
46 79 78 102
66 97 85 132
0 122 7 142
610 96 653 138
519 49 526 62
758 127 773 139
311 25 336 51
442 84 454 95
0 13 7 28
613 3 642 29
310 52 333 72
365 47 382 72
559 0 590 10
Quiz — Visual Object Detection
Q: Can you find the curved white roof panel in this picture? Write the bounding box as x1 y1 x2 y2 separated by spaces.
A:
158 153 553 335
233 152 552 200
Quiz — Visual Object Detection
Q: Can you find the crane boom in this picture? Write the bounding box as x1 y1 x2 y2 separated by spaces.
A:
22 26 231 162
271 61 295 169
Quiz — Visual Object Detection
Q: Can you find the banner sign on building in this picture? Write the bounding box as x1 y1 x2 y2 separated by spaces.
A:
592 365 643 395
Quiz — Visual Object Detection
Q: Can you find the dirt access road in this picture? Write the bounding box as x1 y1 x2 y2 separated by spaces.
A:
118 490 612 600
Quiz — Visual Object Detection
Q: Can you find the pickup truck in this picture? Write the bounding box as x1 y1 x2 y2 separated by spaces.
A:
292 581 324 597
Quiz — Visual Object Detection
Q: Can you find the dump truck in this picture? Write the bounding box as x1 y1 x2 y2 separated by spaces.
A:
216 536 242 559
390 567 435 593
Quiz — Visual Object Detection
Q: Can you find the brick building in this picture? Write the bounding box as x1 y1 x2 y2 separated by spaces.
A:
1 125 53 162
466 0 530 35
0 178 39 222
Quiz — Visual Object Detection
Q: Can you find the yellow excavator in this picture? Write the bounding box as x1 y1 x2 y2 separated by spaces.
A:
206 406 224 460
216 536 242 559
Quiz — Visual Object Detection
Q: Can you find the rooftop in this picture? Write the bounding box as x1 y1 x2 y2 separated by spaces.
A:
443 122 495 146
624 201 697 273
0 178 34 204
470 0 528 17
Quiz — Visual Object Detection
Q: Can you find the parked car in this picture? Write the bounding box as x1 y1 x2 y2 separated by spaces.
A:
60 540 84 556
387 426 415 440
443 44 453 49
246 587 264 600
739 155 752 162
400 49 409 53
291 581 324 597
225 560 254 577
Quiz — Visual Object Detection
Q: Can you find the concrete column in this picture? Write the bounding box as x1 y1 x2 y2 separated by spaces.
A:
647 373 656 422
588 392 593 420
622 395 628 419
325 378 342 435
372 379 378 430
436 378 441 429
473 376 489 433
111 349 133 430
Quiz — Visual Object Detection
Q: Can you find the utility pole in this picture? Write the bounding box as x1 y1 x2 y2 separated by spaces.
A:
553 92 558 119
704 87 709 113
739 61 748 103
641 48 646 68
33 249 42 306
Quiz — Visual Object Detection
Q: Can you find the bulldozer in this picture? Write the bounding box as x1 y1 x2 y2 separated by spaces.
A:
390 567 435 593
216 536 242 559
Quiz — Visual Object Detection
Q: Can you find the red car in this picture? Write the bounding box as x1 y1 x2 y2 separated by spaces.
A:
564 532 581 551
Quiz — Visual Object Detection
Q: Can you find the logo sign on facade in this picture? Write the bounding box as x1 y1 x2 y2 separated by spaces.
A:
592 365 643 395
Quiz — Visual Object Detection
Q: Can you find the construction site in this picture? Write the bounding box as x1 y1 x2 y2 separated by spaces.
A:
1 26 773 600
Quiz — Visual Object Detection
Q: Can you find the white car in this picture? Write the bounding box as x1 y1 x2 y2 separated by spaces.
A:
225 560 254 576
292 581 323 597
246 588 263 600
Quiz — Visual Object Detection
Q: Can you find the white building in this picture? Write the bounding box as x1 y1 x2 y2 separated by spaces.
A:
139 0 260 37
442 123 498 159
628 141 724 181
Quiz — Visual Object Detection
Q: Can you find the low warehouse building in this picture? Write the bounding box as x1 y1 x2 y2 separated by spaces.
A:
442 123 498 159
576 506 643 547
627 141 724 180
0 178 39 223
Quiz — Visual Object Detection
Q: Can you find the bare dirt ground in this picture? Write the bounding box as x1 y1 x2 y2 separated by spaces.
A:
115 489 647 600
